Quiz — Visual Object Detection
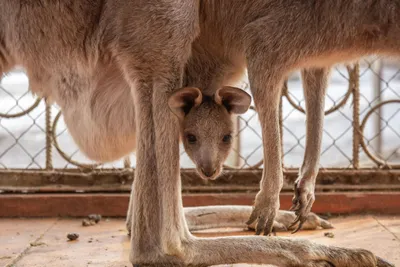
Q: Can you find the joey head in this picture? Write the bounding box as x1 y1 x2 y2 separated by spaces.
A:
168 86 251 180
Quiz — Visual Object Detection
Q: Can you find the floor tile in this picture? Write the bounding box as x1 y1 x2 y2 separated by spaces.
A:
0 218 58 267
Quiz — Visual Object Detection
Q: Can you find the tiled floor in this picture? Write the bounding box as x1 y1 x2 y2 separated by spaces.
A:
1 215 399 267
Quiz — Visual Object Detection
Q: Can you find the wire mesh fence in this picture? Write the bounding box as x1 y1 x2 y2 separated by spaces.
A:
1 58 400 192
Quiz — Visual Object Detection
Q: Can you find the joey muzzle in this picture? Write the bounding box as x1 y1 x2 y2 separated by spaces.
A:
197 158 220 180
200 166 217 178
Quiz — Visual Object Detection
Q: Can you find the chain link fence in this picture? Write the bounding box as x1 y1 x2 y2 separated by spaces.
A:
1 58 400 192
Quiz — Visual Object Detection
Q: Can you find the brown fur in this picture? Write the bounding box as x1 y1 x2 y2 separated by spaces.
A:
0 0 395 266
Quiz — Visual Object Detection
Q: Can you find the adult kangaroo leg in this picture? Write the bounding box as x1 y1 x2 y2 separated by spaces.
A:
187 236 393 267
290 68 330 232
244 56 286 236
116 1 199 264
122 69 192 265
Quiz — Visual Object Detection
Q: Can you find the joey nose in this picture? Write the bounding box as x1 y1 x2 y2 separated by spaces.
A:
201 166 216 177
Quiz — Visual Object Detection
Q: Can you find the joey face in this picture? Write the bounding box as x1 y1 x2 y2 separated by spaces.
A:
168 86 251 180
181 99 233 179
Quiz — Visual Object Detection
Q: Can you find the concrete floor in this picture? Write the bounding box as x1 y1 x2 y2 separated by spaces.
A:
1 215 399 267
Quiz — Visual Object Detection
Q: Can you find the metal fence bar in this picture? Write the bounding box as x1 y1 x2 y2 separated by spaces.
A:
45 98 53 170
372 59 383 156
351 63 360 169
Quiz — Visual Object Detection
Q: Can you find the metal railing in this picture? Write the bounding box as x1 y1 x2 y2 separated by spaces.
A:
1 57 400 193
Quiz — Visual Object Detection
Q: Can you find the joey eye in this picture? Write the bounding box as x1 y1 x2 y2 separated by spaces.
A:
222 134 232 143
187 134 197 144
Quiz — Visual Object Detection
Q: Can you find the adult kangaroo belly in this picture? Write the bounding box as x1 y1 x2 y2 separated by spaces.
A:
62 62 136 163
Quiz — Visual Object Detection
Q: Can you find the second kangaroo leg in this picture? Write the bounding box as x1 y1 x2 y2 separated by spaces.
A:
290 68 330 232
245 58 287 236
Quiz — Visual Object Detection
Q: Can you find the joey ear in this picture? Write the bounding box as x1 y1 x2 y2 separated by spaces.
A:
168 87 203 119
214 86 251 114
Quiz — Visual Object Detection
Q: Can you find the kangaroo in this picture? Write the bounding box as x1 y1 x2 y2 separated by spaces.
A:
0 1 394 266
